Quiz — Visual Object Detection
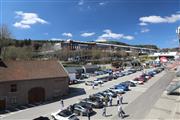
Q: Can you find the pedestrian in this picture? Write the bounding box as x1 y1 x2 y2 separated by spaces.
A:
100 82 102 87
60 99 64 109
119 93 123 105
118 104 126 119
117 94 120 105
109 95 113 106
102 106 106 117
87 109 90 120
92 83 95 89
104 95 109 106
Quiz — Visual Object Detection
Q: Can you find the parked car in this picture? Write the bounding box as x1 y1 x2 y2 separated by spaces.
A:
79 74 89 80
133 78 144 84
129 80 138 84
97 77 109 82
73 102 94 116
85 81 98 86
121 81 136 87
108 87 125 94
51 109 79 120
103 90 117 98
33 116 49 120
81 98 104 108
89 94 103 102
129 69 136 73
115 83 129 91
69 79 78 85
94 79 103 84
116 72 124 77
122 71 131 76
94 92 106 99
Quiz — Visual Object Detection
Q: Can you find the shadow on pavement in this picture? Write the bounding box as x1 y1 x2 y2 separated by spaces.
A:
64 87 86 99
168 92 180 96
0 87 86 115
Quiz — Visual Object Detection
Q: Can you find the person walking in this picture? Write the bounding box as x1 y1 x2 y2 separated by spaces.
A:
117 94 120 105
104 95 109 106
87 109 90 120
92 83 95 89
109 95 113 106
118 104 126 119
60 99 64 109
119 93 123 105
102 106 106 117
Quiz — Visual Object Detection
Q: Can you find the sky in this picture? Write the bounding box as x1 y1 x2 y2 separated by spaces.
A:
1 0 180 48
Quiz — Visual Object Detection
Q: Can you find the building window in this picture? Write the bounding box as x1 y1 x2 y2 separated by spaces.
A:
10 84 17 92
10 97 17 104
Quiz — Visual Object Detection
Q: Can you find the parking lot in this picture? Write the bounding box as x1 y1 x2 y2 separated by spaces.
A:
1 67 175 120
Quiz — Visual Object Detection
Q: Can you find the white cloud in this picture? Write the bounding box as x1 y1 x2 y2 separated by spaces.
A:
81 32 95 37
96 29 134 41
62 32 73 37
139 22 147 26
78 0 84 5
122 36 134 40
14 22 31 29
141 28 150 33
100 29 123 39
99 2 106 6
139 14 180 25
13 11 48 29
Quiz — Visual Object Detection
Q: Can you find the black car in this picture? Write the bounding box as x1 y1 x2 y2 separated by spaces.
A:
121 81 136 87
33 116 50 120
128 69 136 73
89 95 104 102
81 98 104 108
103 90 117 98
73 102 94 116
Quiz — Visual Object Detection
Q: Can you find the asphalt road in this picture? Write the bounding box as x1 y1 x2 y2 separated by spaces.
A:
113 70 175 119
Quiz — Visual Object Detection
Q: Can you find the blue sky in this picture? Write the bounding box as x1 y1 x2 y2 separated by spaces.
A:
1 0 180 48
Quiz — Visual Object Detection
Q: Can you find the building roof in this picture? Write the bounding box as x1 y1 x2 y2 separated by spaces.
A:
0 60 68 82
84 65 99 69
65 67 82 73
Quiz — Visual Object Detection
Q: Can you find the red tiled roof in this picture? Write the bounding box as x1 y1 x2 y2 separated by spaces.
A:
0 60 68 82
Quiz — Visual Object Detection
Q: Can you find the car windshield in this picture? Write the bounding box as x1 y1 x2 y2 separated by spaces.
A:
58 110 72 117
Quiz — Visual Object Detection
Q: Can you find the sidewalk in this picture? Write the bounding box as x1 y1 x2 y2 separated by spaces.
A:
145 77 180 119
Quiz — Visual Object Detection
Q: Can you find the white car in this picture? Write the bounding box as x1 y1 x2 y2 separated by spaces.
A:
108 87 125 94
94 79 103 84
51 109 79 120
130 79 143 84
129 80 138 84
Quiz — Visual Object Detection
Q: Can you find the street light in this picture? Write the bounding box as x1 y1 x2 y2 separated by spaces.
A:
176 26 180 48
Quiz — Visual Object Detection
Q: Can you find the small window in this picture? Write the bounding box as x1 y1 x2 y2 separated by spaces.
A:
10 84 17 92
10 97 17 104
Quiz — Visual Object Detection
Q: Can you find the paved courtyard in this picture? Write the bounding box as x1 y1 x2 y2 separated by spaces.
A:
0 69 177 120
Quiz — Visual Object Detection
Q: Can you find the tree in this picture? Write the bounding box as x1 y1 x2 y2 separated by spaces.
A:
0 24 12 58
